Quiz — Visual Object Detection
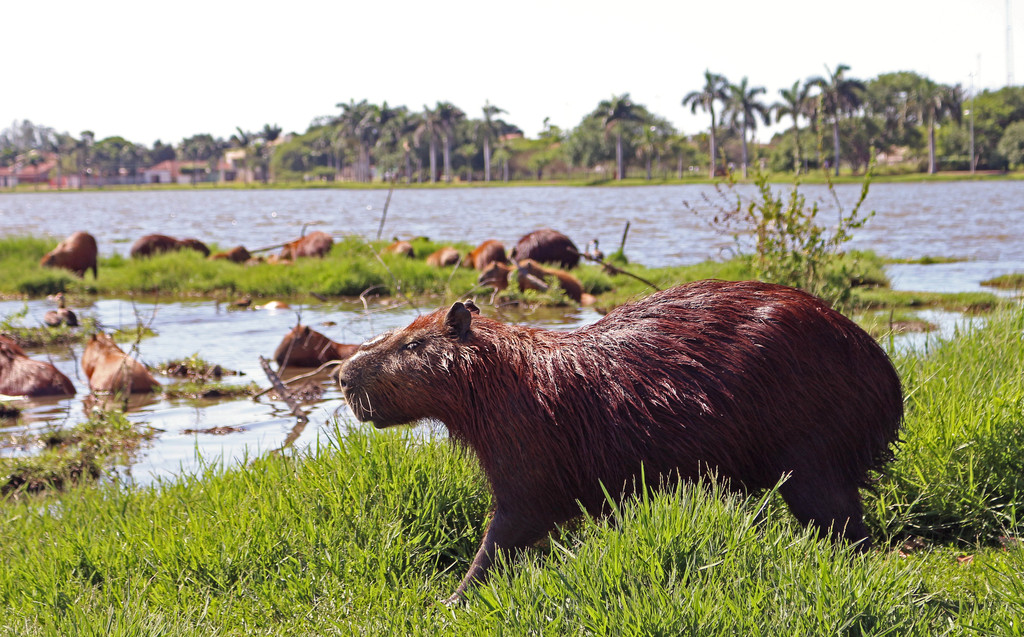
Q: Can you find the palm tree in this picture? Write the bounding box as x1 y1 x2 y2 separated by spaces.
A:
724 77 771 178
336 100 374 181
808 64 865 176
599 93 640 180
434 101 465 183
773 80 813 173
915 81 964 174
683 71 728 178
418 105 442 183
480 101 506 182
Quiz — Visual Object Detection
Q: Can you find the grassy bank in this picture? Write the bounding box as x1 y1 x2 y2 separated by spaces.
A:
2 168 1022 196
2 303 1024 633
3 235 1002 319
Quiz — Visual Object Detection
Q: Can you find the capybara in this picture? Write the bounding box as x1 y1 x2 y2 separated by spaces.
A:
478 258 595 305
39 231 98 278
209 245 252 263
510 228 580 269
383 240 415 258
81 332 159 394
130 234 210 258
274 324 359 368
0 338 75 398
461 239 508 271
43 293 78 327
338 280 904 603
279 231 333 259
426 246 461 267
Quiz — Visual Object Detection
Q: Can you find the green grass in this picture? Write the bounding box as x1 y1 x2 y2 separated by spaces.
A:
981 272 1024 290
2 303 1024 632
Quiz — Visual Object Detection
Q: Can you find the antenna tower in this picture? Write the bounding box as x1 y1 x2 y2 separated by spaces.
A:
1009 0 1016 85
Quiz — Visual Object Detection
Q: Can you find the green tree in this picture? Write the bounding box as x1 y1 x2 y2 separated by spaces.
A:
808 64 865 176
683 70 728 178
434 101 465 183
335 100 377 182
997 120 1024 166
599 93 641 180
773 80 813 173
916 81 963 174
725 77 770 178
479 101 506 182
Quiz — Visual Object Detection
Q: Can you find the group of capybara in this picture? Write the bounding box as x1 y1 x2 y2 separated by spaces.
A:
16 225 906 605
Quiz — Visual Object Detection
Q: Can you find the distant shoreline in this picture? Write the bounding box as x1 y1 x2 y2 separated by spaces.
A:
1 170 1021 195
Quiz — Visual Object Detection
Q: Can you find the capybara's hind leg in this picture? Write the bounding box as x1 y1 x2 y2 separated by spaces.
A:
779 478 871 552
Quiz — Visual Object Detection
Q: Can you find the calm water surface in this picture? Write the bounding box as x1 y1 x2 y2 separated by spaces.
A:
1 182 1022 483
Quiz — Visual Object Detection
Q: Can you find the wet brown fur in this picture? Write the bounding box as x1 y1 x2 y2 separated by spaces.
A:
274 325 359 368
278 231 333 260
39 231 98 278
339 280 904 602
510 228 580 269
383 240 415 258
426 246 461 267
82 332 159 394
461 239 508 270
0 339 75 397
478 259 595 305
209 245 252 263
130 234 210 258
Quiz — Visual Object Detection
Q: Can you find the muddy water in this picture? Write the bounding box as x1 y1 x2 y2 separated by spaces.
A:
1 182 1022 483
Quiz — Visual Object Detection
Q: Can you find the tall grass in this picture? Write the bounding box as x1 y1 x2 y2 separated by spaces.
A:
2 422 1021 634
868 305 1024 543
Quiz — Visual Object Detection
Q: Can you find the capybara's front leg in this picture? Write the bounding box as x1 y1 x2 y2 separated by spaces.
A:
444 510 538 606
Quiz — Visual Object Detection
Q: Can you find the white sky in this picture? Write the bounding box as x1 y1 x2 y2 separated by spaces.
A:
3 0 1020 146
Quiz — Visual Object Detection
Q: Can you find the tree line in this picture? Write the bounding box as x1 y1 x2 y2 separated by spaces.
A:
5 64 1024 185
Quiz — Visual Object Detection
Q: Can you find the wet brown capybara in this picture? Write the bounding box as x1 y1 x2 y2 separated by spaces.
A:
426 246 461 267
510 228 580 269
39 231 98 278
478 258 595 305
0 338 75 398
279 231 333 260
130 234 210 258
383 240 415 258
461 239 508 271
338 280 904 603
274 324 359 368
209 245 252 263
81 332 159 394
43 293 78 327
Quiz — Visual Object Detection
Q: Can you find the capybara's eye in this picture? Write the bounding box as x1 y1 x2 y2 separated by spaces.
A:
400 340 422 352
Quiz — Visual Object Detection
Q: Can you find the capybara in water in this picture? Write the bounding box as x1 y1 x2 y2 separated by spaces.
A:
0 338 75 398
339 280 904 603
130 234 210 258
39 231 98 278
209 245 252 263
82 332 158 394
279 231 333 260
274 325 359 368
383 240 415 258
43 293 78 327
461 239 508 271
478 258 595 305
426 246 461 267
510 228 580 269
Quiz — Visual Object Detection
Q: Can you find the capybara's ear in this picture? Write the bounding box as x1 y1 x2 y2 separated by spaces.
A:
463 300 481 315
445 302 473 339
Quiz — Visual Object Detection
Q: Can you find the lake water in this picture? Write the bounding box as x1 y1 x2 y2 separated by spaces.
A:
1 181 1023 483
